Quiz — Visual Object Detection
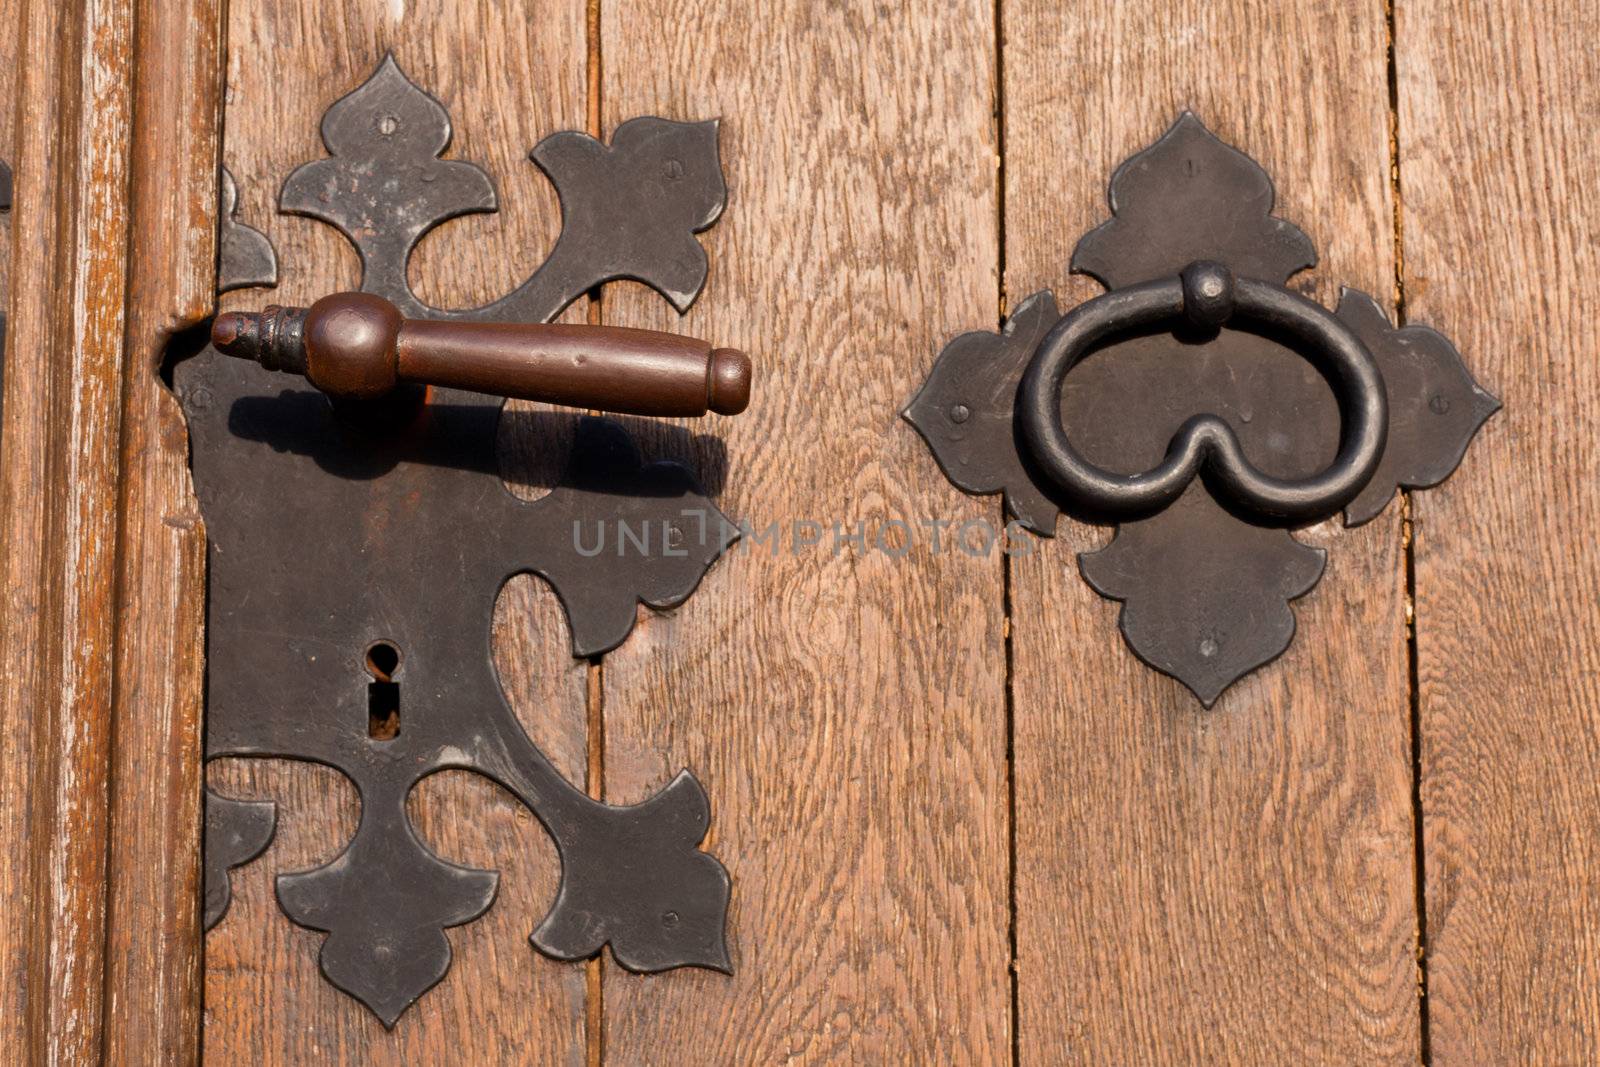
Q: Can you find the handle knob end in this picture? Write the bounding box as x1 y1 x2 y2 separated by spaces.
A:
211 305 309 374
210 311 252 353
707 347 752 415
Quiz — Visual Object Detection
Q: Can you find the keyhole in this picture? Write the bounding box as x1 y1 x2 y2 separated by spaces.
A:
365 641 401 740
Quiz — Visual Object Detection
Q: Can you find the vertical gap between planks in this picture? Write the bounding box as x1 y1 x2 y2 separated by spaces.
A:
100 0 144 1043
1385 0 1431 1061
1003 551 1020 1067
198 11 230 1059
584 1 605 1066
992 0 1019 1064
584 657 604 1067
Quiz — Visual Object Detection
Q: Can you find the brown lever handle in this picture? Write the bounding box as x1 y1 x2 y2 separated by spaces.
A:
211 292 752 417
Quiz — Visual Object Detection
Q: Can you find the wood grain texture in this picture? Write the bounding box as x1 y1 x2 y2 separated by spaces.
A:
201 1 593 1060
0 0 136 1060
100 0 224 1061
1397 1 1600 1061
597 1 1011 1062
1002 2 1419 1061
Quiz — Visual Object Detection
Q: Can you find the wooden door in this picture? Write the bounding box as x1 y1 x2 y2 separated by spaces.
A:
1 0 1596 1063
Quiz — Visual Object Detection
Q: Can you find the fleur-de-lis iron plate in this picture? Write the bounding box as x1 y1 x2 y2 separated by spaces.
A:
181 56 735 1026
907 113 1498 705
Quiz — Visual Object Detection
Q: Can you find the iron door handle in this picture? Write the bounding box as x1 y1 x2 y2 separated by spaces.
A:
213 292 752 417
1017 259 1388 523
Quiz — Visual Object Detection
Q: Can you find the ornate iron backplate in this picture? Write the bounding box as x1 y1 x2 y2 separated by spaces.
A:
906 113 1498 705
179 56 735 1026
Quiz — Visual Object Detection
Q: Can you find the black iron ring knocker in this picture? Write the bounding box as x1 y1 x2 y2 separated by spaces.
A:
1019 260 1387 523
907 113 1499 705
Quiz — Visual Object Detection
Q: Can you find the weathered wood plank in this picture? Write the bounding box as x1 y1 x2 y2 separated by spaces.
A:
597 1 1011 1062
1397 0 1600 1060
101 0 224 1061
1002 3 1419 1061
0 0 137 1059
201 2 593 1059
